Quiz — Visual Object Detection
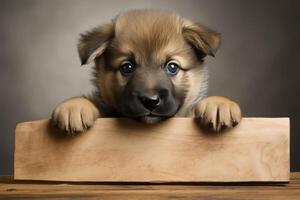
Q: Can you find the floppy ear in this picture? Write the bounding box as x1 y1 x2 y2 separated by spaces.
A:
78 21 115 65
182 20 221 59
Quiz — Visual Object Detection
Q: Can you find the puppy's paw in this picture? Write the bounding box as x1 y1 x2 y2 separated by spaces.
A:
195 96 242 132
51 97 100 135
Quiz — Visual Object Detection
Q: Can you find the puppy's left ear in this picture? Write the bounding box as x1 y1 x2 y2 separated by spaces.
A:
78 21 115 65
182 20 221 58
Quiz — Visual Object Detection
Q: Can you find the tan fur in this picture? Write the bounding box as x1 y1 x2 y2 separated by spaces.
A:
52 97 99 133
51 9 242 134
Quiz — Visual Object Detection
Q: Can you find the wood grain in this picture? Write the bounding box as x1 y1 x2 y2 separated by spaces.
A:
14 118 290 182
1 173 299 199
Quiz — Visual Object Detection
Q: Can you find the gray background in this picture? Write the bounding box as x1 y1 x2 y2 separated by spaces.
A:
0 0 299 174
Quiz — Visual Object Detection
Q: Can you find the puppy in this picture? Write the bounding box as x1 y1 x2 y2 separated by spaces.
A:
52 9 242 134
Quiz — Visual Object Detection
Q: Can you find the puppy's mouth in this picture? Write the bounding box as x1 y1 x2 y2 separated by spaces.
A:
120 100 180 124
136 114 167 124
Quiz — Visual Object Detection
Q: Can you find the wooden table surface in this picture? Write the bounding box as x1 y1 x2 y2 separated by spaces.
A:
0 173 300 199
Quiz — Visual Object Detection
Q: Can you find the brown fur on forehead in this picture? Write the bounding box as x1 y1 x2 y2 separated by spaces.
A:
113 10 185 63
107 39 194 69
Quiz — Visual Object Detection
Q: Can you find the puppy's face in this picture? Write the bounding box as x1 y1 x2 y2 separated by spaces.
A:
78 10 220 123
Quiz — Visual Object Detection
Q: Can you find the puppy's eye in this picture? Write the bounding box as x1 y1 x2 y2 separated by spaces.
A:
165 61 179 75
120 62 135 76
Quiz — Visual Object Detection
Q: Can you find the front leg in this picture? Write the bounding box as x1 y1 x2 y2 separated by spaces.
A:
194 96 242 132
51 97 100 135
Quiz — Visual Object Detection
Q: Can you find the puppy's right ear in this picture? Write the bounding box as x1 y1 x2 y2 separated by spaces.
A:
78 21 115 65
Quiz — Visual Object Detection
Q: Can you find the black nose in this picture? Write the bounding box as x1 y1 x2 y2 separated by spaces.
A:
138 94 160 111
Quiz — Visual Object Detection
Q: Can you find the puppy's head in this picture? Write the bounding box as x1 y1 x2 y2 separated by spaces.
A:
78 10 220 123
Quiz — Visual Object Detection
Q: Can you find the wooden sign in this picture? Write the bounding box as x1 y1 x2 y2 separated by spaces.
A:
14 118 290 182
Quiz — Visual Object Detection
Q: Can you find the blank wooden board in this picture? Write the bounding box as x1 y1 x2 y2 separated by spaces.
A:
14 118 290 182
